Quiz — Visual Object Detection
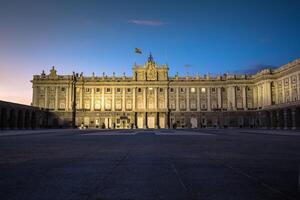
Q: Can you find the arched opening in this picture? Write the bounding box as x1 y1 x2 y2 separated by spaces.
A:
271 111 278 128
265 111 271 128
295 108 300 129
285 109 292 128
53 118 59 128
31 112 36 129
9 109 16 129
24 110 30 129
1 108 7 129
277 110 284 129
17 110 24 129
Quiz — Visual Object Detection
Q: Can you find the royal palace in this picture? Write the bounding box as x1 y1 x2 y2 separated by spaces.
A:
28 54 300 129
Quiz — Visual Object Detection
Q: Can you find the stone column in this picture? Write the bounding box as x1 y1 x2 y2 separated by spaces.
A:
257 84 261 108
227 86 235 110
269 111 274 129
186 87 190 111
69 83 72 110
44 87 48 108
276 111 281 129
112 87 115 111
292 108 296 129
264 81 272 106
91 88 95 111
282 79 285 103
101 87 105 111
122 88 126 111
283 109 288 129
65 87 69 111
197 87 200 111
79 86 83 109
164 87 168 109
218 87 222 109
289 76 292 101
143 87 147 110
55 87 58 111
176 87 179 111
232 86 236 110
207 87 211 111
275 82 279 104
154 87 158 110
242 86 247 110
132 87 136 111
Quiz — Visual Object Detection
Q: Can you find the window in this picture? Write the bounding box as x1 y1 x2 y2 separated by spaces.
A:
201 88 206 93
127 88 131 93
212 88 216 93
180 88 185 93
85 88 90 93
61 87 65 92
116 88 121 93
159 88 164 93
170 88 174 93
106 88 111 93
190 88 195 93
138 88 142 93
96 88 101 93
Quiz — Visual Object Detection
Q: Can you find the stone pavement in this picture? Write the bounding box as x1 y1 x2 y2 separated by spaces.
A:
0 129 299 200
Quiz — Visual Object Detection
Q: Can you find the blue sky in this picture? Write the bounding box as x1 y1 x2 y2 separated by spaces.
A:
0 0 300 104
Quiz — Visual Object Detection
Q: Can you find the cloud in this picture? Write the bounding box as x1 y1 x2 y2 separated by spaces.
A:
129 19 166 26
232 64 278 75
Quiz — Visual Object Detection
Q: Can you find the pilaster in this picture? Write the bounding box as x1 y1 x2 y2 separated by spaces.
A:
132 87 136 111
207 87 211 111
242 86 247 110
217 87 222 109
186 87 190 111
143 87 147 110
91 88 95 111
55 86 58 111
197 87 200 111
112 87 115 111
122 88 125 111
176 87 179 111
44 87 48 108
101 87 104 111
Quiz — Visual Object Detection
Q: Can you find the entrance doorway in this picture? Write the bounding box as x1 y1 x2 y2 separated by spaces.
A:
191 117 197 128
105 118 111 129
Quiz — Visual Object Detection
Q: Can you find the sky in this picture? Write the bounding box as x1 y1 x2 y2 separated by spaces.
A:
0 0 300 105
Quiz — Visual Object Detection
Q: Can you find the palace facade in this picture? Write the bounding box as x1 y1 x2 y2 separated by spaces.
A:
31 54 300 129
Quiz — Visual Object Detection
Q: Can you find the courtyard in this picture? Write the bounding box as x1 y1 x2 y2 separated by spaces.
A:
0 129 299 200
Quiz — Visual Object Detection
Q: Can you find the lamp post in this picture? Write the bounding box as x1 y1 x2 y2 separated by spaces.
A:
71 72 78 128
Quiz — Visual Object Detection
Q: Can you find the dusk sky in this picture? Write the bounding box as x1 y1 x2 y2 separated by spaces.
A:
0 0 300 105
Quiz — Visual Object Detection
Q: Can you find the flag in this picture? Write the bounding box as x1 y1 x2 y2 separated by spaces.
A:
135 48 142 54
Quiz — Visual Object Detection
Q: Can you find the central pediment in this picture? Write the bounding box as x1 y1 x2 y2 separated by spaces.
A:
132 53 169 81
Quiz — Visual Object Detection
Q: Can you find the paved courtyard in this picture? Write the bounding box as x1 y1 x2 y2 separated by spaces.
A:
0 129 300 200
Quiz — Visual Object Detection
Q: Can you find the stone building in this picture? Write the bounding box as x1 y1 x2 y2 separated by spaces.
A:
31 54 300 129
0 100 51 129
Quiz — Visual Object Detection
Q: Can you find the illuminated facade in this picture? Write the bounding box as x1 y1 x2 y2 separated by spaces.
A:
31 55 300 129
